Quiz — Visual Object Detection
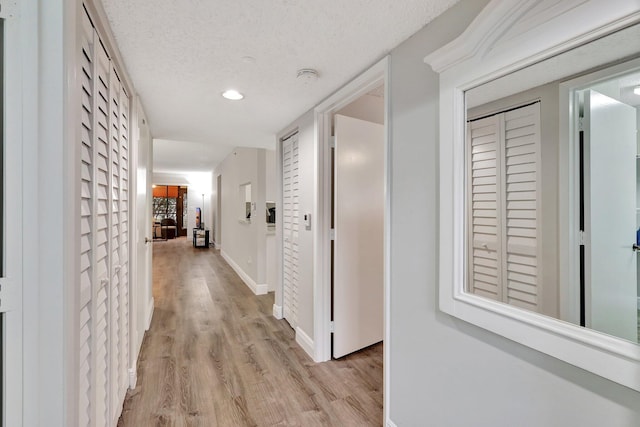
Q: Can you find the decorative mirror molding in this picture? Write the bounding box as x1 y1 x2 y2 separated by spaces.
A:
425 0 640 391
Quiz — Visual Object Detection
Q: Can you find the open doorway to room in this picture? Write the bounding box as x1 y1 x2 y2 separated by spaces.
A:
313 59 389 395
330 86 385 358
152 185 188 240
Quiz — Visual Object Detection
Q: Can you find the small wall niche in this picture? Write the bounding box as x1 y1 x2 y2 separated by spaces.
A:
240 183 252 223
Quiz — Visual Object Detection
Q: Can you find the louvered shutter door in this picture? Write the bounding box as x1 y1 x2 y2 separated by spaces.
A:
78 6 133 426
119 87 130 397
78 11 94 426
468 103 541 311
109 67 121 424
468 115 503 301
503 104 541 311
93 34 111 427
282 134 300 328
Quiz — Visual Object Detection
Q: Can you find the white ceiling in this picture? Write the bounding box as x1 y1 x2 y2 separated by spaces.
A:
101 0 459 172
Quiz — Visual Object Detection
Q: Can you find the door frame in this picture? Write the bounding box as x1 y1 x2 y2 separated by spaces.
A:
558 56 640 324
313 56 390 415
2 3 25 425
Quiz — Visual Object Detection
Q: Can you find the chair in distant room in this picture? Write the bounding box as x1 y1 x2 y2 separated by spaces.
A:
160 218 177 239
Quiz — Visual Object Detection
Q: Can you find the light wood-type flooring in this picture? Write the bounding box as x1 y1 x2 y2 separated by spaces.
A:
118 237 383 427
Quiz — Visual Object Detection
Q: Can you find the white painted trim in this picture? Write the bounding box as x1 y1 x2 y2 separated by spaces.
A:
387 420 398 427
255 283 268 295
427 0 640 392
313 56 391 421
272 304 283 319
128 368 138 389
221 250 267 295
145 297 154 330
295 327 315 359
3 2 26 425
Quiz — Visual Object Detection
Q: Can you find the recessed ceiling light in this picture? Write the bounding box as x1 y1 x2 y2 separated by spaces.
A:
634 85 640 95
222 89 244 100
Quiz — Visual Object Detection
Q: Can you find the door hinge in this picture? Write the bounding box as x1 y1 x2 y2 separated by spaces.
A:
578 117 584 132
330 229 335 240
0 278 17 312
579 230 585 246
330 136 336 149
329 321 334 333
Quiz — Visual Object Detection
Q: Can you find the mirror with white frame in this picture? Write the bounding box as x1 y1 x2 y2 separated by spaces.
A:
464 22 640 345
425 0 640 392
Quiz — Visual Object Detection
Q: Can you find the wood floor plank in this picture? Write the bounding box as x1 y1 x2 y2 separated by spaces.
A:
118 238 383 427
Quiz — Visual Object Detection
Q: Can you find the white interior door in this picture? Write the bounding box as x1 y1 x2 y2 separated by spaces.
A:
282 133 299 329
584 89 638 342
333 114 384 358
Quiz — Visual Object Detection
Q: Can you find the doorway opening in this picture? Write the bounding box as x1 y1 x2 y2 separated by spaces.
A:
313 57 390 418
574 72 640 343
330 86 385 358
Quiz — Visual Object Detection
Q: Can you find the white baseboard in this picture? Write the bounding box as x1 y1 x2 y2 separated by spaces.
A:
295 327 315 360
256 283 268 295
273 304 283 319
128 367 137 389
221 250 267 295
145 297 154 331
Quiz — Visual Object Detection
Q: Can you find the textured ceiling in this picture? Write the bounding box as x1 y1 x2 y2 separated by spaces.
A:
101 0 459 171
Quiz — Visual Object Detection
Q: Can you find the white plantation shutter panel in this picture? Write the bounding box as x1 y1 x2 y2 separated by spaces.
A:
468 115 503 301
109 67 121 424
282 134 300 328
119 87 130 397
78 11 94 426
503 104 541 311
76 6 132 426
93 35 111 427
468 103 541 311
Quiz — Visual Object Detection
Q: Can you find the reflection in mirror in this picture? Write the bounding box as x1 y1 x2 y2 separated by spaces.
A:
465 23 640 344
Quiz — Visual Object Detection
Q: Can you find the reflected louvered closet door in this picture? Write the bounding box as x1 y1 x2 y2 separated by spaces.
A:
468 102 541 311
282 133 300 329
468 115 503 301
76 5 132 426
503 104 541 311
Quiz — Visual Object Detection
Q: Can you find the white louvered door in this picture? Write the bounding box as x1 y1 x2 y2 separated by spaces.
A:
108 66 122 426
468 114 503 301
282 133 300 329
94 35 111 427
468 103 541 311
77 6 131 427
78 11 95 426
119 86 130 398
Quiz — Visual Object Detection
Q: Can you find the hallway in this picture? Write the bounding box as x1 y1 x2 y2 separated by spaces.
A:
118 238 383 426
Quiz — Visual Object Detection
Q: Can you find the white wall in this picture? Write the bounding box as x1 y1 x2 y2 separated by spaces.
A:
336 93 385 125
265 149 277 292
215 147 276 293
388 1 640 425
